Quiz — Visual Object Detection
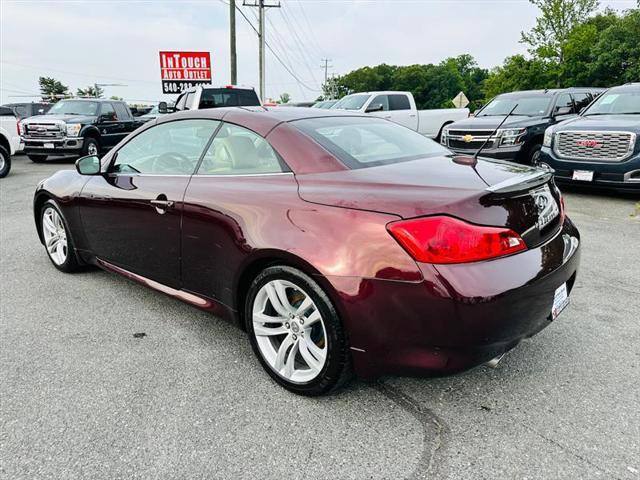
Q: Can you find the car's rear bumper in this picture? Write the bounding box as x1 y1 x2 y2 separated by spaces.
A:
540 146 640 192
21 137 84 156
326 217 581 379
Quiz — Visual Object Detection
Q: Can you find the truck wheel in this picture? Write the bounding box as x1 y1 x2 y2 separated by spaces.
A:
28 154 48 163
0 146 11 178
528 144 542 166
82 138 99 157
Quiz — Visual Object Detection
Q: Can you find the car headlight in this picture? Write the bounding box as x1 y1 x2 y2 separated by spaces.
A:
498 128 526 147
440 127 449 145
66 123 82 137
543 128 554 148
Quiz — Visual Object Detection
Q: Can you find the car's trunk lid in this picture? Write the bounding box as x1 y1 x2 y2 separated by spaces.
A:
296 155 562 248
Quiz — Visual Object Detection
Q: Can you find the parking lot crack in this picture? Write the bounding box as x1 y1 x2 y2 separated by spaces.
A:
519 422 623 480
375 381 448 480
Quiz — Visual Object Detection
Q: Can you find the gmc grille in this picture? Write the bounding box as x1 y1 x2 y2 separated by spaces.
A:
555 131 635 162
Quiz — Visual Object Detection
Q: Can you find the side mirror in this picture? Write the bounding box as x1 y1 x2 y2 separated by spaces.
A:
366 103 384 113
75 155 101 175
555 106 572 116
158 101 168 113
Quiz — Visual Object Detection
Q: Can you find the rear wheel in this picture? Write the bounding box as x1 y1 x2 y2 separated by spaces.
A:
28 154 48 163
40 200 81 272
245 266 352 396
0 146 10 178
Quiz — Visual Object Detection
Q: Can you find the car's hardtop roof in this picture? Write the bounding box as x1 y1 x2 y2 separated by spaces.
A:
496 87 600 98
343 91 411 96
59 98 123 103
155 106 371 135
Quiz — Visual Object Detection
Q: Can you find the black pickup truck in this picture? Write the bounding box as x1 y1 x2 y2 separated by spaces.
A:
20 99 143 162
441 88 604 165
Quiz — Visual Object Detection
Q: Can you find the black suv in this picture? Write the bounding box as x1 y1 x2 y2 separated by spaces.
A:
441 88 604 165
20 99 143 162
540 83 640 193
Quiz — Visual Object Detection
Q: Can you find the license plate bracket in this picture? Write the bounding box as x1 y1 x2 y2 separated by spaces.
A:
43 142 55 149
572 170 594 182
551 283 569 320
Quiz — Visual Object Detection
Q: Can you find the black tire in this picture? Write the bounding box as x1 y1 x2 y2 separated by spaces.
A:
82 137 99 157
528 143 542 166
28 154 48 163
245 265 352 396
39 199 82 273
0 146 10 178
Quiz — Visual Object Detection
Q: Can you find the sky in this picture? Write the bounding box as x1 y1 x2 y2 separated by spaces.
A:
0 0 637 105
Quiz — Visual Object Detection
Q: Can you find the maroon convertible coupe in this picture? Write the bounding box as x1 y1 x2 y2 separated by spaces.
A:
34 107 580 395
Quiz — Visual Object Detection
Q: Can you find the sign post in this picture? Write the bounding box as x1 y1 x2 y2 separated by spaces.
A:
452 91 470 109
159 51 212 94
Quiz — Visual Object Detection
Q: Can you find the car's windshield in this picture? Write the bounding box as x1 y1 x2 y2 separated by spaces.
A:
477 96 551 117
293 116 451 169
583 90 640 115
331 94 371 111
47 100 98 116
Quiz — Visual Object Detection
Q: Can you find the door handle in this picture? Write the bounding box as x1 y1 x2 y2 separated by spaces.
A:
150 199 174 208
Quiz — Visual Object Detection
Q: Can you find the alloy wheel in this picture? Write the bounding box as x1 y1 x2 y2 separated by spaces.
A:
42 207 68 265
252 279 328 384
87 142 98 156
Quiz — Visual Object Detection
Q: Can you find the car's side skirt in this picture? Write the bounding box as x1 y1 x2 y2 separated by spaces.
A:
96 258 230 318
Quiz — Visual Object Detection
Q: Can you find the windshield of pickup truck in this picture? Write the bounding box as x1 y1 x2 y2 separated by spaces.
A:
293 116 450 169
47 101 99 116
331 94 371 111
477 96 551 117
583 90 640 115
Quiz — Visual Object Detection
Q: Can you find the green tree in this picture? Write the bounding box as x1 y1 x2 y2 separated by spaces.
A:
77 85 104 98
277 92 291 104
484 55 558 99
521 0 600 66
38 77 70 102
110 95 124 101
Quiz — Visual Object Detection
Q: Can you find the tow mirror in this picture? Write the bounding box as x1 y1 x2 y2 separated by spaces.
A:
158 101 168 114
75 155 101 175
366 103 384 113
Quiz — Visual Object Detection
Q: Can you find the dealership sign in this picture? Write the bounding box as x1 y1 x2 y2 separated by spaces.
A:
159 51 212 94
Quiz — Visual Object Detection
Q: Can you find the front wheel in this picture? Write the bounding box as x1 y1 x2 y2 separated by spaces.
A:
82 137 99 157
40 200 81 272
245 266 352 396
28 154 47 163
528 143 542 166
0 146 10 178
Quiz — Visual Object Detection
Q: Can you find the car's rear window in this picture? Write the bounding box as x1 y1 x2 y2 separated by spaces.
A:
199 89 261 108
292 116 451 169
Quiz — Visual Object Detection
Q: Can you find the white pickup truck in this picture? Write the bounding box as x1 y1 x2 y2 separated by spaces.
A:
0 106 21 178
331 91 469 139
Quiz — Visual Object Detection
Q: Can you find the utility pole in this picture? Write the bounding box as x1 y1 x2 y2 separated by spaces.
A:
243 0 280 102
230 0 237 84
320 59 332 85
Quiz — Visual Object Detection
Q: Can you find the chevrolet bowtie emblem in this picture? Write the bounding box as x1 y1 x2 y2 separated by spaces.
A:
462 134 474 143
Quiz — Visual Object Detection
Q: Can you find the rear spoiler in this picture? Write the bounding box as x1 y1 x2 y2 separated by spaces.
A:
486 169 554 195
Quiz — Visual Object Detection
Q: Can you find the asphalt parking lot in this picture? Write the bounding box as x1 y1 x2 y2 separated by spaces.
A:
1 154 639 480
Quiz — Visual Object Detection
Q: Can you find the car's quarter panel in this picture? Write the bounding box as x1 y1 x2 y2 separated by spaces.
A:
78 174 191 288
330 217 580 378
180 174 422 310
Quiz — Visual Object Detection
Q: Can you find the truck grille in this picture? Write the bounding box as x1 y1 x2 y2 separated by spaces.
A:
446 130 497 150
24 123 64 139
555 131 635 162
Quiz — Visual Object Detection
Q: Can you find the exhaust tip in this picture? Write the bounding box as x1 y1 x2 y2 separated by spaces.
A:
485 353 506 369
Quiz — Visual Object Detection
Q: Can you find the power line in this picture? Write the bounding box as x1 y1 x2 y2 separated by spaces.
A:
227 1 321 92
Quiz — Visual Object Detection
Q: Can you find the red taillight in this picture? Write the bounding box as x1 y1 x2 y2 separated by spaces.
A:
387 216 527 264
